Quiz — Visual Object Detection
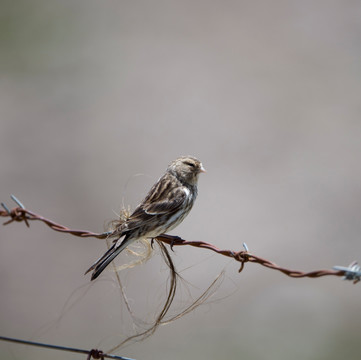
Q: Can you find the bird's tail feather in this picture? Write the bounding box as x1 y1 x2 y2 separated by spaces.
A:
85 235 132 281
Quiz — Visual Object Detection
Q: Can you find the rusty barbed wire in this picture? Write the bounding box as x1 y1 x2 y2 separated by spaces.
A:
1 195 360 283
1 195 110 239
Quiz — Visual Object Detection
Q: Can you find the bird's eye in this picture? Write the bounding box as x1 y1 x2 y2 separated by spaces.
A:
185 161 195 168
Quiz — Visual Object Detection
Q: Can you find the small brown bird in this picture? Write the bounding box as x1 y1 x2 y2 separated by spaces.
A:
85 156 205 280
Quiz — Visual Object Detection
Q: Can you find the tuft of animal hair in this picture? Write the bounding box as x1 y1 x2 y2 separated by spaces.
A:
107 240 224 352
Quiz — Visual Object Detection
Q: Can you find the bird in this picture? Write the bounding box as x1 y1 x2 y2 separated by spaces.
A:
85 156 206 280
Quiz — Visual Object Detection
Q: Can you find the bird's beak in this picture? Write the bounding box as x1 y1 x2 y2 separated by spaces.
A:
200 164 206 173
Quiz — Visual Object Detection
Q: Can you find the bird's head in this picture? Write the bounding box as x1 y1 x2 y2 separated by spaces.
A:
168 156 206 186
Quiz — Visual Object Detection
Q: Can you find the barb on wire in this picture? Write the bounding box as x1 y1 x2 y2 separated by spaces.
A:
0 336 135 360
0 195 358 283
10 194 25 209
1 201 11 215
333 261 361 284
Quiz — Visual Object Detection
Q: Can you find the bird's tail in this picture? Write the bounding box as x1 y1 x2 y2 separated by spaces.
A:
85 235 131 281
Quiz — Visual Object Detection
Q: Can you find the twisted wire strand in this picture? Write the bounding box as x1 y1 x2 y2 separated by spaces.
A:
1 197 356 282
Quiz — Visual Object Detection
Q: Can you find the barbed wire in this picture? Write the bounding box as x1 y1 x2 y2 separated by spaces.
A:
1 195 360 283
0 336 134 360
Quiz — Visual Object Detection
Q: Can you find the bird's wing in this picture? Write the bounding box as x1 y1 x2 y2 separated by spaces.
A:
143 187 187 215
123 187 187 232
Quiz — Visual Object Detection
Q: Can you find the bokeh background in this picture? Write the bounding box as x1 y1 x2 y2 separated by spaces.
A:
1 1 361 359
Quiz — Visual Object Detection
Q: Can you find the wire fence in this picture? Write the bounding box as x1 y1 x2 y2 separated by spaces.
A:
1 195 360 358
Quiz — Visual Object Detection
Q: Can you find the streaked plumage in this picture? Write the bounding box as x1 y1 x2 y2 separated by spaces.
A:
85 156 205 280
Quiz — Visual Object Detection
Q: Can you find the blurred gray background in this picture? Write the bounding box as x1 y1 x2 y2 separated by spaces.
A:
1 1 361 359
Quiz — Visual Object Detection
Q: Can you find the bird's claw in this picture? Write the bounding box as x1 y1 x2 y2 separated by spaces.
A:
169 235 182 251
